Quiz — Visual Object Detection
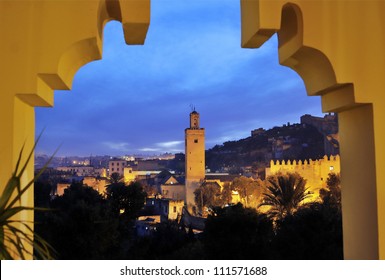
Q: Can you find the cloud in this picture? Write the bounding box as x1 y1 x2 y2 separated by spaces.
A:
138 147 161 152
137 141 184 154
156 141 184 148
103 142 131 152
35 0 324 157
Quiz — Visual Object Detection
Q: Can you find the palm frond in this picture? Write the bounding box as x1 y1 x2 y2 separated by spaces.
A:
260 173 311 220
0 133 57 259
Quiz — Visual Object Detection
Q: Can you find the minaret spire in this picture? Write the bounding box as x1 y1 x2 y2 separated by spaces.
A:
185 108 205 214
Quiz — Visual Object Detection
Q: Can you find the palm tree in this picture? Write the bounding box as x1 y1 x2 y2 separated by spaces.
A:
259 173 311 220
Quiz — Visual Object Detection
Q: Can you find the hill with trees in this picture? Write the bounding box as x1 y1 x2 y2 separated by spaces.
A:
205 123 326 177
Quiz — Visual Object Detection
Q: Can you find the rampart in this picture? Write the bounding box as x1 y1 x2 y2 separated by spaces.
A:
266 155 340 200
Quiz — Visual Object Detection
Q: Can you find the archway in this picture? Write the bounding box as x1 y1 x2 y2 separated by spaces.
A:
0 0 150 259
241 0 384 259
1 0 384 260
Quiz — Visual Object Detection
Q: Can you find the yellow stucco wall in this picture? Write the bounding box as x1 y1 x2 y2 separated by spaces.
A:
1 0 384 260
241 0 385 259
0 0 150 259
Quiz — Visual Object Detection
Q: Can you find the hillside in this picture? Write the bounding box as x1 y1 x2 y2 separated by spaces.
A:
205 123 327 176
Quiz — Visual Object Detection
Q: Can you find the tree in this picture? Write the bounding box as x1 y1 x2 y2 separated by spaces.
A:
109 172 123 184
194 182 222 215
231 176 262 207
259 173 311 220
106 181 146 220
272 203 343 259
319 173 341 209
127 220 196 259
221 182 233 205
203 203 273 259
38 182 122 259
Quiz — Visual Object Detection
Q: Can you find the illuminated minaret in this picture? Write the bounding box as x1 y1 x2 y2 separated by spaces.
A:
185 109 205 213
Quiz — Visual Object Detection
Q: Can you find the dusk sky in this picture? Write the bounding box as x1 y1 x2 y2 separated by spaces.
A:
35 0 323 157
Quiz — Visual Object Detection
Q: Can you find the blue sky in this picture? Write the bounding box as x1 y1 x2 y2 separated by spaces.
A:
35 0 323 157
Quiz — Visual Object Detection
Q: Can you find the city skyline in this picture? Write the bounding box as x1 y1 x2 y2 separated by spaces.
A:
35 0 323 157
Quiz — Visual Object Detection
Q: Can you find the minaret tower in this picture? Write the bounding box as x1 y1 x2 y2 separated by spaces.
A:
185 109 205 213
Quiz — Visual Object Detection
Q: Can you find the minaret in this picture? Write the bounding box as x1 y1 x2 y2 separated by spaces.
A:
185 109 205 214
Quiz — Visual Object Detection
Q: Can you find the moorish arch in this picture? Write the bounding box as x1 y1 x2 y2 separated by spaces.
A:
1 0 384 260
241 0 385 259
0 0 150 259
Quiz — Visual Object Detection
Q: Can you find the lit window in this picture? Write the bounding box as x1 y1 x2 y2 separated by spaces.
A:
329 166 334 171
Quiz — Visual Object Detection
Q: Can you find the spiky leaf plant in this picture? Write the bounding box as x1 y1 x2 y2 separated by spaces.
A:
0 135 56 259
259 172 311 220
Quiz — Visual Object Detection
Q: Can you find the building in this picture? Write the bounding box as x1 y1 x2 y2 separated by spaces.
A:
108 159 128 177
185 110 205 212
266 155 341 201
144 197 184 222
251 128 265 137
300 113 338 135
123 167 164 185
56 166 96 177
160 174 185 201
135 215 161 237
83 176 109 196
301 113 339 156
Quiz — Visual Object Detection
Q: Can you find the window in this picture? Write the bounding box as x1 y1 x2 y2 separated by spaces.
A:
117 162 119 166
194 139 198 143
112 168 114 171
173 206 177 213
329 166 334 171
112 162 114 166
117 168 119 171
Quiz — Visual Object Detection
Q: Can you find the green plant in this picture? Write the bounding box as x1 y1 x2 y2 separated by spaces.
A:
0 136 56 259
259 173 311 220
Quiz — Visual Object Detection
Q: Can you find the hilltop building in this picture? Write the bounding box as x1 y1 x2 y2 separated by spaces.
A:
300 113 339 156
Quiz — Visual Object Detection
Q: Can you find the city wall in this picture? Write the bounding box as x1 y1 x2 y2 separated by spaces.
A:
266 155 340 199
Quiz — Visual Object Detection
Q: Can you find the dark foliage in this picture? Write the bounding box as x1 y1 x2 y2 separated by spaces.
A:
272 203 343 259
203 203 274 259
319 173 341 210
37 182 122 259
126 221 198 259
34 179 343 260
106 181 147 220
